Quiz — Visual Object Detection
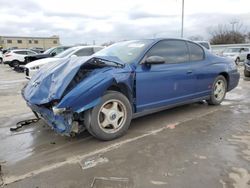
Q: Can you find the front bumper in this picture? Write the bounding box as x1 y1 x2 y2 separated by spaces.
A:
27 102 74 135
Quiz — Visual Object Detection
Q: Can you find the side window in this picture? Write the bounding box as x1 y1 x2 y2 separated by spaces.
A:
187 42 204 61
14 51 27 55
74 48 94 56
244 48 249 52
146 40 189 64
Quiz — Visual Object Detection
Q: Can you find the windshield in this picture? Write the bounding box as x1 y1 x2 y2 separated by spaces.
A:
55 47 77 58
43 48 54 54
224 48 241 53
94 40 153 64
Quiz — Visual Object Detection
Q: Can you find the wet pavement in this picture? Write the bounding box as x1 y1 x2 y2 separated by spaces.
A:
0 64 249 188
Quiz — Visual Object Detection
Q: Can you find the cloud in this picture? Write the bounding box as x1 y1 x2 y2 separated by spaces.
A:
0 0 249 45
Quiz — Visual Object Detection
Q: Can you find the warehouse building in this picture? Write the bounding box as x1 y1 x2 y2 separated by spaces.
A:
0 35 60 50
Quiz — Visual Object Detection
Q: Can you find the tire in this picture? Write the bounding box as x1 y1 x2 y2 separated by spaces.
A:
206 75 227 105
0 58 2 64
244 68 250 77
235 57 240 65
12 60 20 68
84 91 132 141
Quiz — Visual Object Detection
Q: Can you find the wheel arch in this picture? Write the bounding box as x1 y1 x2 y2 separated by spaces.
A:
218 72 229 91
107 82 133 104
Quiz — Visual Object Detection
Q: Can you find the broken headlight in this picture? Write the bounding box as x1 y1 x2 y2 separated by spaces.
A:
52 107 67 115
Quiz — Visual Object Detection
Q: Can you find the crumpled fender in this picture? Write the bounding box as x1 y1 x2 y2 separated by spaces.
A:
56 65 134 113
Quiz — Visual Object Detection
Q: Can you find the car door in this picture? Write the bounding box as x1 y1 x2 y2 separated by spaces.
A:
185 41 211 97
135 39 196 112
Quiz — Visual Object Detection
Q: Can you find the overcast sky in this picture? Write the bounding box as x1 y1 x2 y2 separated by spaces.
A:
0 0 249 45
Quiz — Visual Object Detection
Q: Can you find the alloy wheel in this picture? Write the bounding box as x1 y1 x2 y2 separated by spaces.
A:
98 99 127 133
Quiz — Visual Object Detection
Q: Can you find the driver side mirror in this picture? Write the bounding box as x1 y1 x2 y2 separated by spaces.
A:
144 56 165 65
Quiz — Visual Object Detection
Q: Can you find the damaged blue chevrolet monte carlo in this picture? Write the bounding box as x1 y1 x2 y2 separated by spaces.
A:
22 38 240 140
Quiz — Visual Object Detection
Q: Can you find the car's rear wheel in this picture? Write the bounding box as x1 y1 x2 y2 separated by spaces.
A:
12 60 20 68
84 91 132 140
244 68 250 77
207 75 227 105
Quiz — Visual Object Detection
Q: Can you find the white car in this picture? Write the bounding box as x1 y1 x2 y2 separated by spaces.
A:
195 41 212 52
222 47 250 64
0 50 3 64
3 49 37 67
25 45 104 79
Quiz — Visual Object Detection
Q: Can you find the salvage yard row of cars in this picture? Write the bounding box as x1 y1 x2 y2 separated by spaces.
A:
1 39 249 140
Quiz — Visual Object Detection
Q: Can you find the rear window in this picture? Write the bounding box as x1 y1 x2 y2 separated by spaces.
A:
187 42 204 61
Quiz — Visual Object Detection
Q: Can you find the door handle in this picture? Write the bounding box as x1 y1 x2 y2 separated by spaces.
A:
187 70 193 74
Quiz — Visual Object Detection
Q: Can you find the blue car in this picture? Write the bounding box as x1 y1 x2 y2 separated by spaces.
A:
22 38 240 140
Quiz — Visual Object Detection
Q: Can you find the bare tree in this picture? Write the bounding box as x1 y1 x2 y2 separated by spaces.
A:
208 22 246 44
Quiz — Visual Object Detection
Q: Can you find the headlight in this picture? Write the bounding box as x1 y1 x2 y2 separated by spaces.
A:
52 107 66 115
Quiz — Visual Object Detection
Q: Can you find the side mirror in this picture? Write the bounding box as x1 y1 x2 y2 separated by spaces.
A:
144 56 165 65
51 52 56 56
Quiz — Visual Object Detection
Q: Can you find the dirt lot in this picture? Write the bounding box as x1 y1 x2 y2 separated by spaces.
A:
0 64 250 188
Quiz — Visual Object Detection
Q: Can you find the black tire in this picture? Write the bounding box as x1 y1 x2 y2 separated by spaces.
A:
206 75 227 105
244 68 250 77
84 91 132 141
0 58 2 64
12 60 20 68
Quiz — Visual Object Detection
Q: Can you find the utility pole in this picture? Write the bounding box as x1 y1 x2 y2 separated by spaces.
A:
181 0 184 38
230 21 238 32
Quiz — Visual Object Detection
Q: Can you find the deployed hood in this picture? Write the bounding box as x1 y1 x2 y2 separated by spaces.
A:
23 55 126 105
25 57 59 68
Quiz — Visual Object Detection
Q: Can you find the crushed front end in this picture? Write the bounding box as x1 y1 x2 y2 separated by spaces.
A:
22 56 133 136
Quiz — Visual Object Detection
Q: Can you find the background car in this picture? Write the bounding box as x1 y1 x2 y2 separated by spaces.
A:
24 45 104 78
195 41 212 52
24 46 72 64
23 39 240 141
222 47 250 64
0 50 3 64
3 49 37 68
244 54 250 77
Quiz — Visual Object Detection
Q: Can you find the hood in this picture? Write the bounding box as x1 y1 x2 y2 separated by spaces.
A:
23 55 126 105
25 58 59 68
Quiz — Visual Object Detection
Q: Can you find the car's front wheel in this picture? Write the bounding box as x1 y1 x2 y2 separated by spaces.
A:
84 91 132 140
207 75 227 105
